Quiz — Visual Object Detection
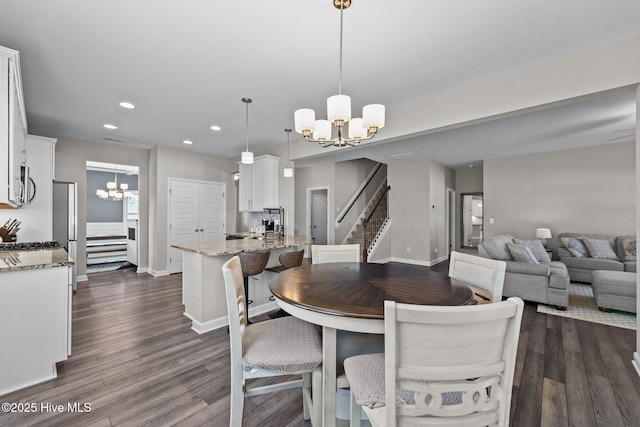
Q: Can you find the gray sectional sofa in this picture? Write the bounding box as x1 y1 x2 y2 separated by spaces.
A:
478 234 570 308
546 233 636 283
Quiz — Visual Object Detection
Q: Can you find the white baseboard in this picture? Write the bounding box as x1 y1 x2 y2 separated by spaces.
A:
390 257 432 266
149 269 169 277
633 352 640 379
77 274 88 282
136 266 149 274
184 301 279 335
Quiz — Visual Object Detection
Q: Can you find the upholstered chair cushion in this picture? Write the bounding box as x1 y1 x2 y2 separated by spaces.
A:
344 353 386 409
514 238 550 262
506 243 539 264
243 316 322 374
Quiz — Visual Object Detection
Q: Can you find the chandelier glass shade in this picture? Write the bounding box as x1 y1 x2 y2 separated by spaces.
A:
241 97 254 164
294 0 385 147
96 172 133 201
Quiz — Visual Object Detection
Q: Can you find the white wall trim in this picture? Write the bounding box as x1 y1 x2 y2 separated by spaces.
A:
185 301 278 334
136 267 149 274
633 352 640 379
77 274 88 283
389 255 449 267
149 269 169 277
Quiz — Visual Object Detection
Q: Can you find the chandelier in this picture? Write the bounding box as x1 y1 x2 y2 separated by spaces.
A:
294 0 385 147
96 170 133 201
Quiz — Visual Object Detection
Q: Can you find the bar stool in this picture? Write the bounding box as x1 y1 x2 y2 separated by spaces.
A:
265 249 305 273
265 249 305 318
238 250 270 322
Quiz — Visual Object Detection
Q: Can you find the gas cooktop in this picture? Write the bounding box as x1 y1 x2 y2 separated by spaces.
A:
0 241 60 251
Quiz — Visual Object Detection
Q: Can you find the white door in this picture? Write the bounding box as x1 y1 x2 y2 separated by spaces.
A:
311 190 328 245
169 179 226 274
199 182 225 243
169 180 198 274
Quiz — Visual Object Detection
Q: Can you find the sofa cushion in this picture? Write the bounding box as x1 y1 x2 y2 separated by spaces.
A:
561 237 588 258
482 234 514 261
582 237 620 260
507 243 539 264
561 256 624 271
514 238 551 262
624 261 637 273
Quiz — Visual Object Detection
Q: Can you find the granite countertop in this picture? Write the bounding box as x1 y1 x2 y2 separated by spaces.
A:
173 234 312 257
0 247 75 273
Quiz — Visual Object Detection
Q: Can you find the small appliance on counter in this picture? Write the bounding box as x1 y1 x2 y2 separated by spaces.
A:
263 207 284 237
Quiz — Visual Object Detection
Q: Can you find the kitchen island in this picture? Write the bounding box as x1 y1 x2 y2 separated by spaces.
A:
172 234 312 334
0 246 74 396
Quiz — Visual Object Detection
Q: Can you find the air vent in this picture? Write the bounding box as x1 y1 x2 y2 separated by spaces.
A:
388 152 422 161
104 137 124 143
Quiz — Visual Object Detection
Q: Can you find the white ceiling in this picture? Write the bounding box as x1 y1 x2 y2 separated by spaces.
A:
0 0 638 169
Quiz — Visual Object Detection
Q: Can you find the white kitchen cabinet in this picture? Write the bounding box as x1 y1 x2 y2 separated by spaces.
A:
238 154 279 212
0 265 70 395
0 45 27 208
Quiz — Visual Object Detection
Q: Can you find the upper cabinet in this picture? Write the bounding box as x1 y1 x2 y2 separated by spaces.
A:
238 155 280 212
0 46 27 208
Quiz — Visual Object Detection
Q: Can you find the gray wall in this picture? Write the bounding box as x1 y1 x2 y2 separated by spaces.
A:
55 138 150 279
86 170 138 222
484 141 635 239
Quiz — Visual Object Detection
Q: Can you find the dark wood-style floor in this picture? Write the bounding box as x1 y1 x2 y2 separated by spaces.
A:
1 262 639 426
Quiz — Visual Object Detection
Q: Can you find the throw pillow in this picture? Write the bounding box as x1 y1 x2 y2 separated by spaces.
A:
622 238 637 261
514 238 551 262
561 237 588 258
582 237 620 260
482 234 514 261
506 243 539 264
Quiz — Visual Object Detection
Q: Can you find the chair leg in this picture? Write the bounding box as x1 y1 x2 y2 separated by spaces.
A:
303 372 311 420
230 371 245 427
312 370 323 427
350 389 362 427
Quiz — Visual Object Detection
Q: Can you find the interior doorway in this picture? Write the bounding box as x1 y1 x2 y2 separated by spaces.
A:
85 161 139 273
447 187 456 255
308 187 328 245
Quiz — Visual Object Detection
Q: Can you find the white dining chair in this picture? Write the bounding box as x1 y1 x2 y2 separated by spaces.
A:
311 244 361 264
449 250 507 303
344 297 524 427
222 256 323 427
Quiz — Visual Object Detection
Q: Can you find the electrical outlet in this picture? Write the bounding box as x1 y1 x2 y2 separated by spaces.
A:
406 246 411 253
434 247 439 253
489 218 495 224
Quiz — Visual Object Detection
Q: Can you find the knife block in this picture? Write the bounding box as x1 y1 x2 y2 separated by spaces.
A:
0 227 17 242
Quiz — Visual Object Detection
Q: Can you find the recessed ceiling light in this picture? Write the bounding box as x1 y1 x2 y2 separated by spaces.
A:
183 140 193 145
119 101 135 109
210 125 221 131
103 124 118 130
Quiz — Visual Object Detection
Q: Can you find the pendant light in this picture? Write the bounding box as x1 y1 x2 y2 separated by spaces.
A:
283 129 293 178
241 97 254 164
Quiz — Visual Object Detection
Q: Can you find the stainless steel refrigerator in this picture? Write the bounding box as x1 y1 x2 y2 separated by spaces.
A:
53 181 77 291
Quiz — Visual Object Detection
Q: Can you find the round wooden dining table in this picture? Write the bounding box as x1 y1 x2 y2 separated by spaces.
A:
269 262 476 427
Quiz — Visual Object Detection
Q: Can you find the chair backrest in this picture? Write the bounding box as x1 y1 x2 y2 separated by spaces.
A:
238 250 271 276
311 244 361 264
222 256 248 369
449 251 506 303
384 297 524 427
279 249 305 269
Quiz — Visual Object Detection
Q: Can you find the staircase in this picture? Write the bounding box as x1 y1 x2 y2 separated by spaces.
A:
346 182 390 261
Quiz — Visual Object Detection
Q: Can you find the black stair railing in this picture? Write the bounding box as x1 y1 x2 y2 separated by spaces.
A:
362 185 390 262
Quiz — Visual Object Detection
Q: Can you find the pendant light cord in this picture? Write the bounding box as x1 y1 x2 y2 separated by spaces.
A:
245 100 250 151
338 1 344 95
